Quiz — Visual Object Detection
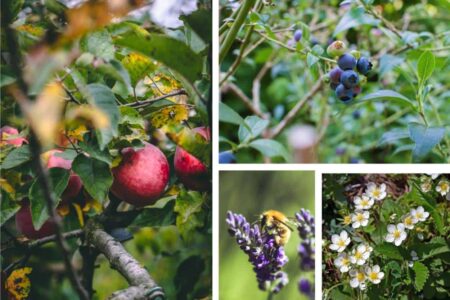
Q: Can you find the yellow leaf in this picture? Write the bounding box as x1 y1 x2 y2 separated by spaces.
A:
5 267 32 300
82 198 103 213
57 203 70 216
150 105 191 128
66 105 110 129
146 73 182 96
72 203 85 227
122 53 158 87
26 82 65 147
0 178 15 195
111 155 123 168
164 184 180 196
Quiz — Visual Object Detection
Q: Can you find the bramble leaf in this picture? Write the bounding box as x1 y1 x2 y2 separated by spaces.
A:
413 261 429 291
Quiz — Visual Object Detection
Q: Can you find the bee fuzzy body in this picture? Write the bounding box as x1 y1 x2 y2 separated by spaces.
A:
260 210 293 246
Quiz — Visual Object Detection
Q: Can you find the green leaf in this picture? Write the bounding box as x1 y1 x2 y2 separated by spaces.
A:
219 102 250 130
307 52 319 67
358 90 415 107
0 65 16 87
29 168 70 230
72 154 113 202
378 128 410 146
238 116 269 143
85 84 120 149
417 51 435 85
174 190 204 241
374 242 404 260
121 52 156 88
0 191 20 226
119 106 145 128
78 141 112 166
96 59 132 90
80 29 115 60
333 6 380 36
1 145 31 169
180 9 212 43
114 24 203 83
379 54 405 77
174 255 205 299
408 123 445 161
132 199 176 227
248 139 290 162
413 261 429 291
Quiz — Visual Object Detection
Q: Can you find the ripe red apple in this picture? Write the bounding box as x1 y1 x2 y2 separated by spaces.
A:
16 201 56 239
0 126 28 147
46 150 82 201
111 143 170 206
174 127 210 191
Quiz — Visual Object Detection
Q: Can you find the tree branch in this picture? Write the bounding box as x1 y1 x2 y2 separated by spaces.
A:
86 228 165 300
124 89 188 108
223 82 266 118
269 80 323 138
27 229 83 248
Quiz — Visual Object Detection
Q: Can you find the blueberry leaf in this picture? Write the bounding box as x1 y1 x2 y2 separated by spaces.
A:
333 6 379 36
358 90 415 108
238 116 269 143
378 128 410 146
417 51 435 85
408 123 445 161
249 139 290 162
219 102 251 131
306 52 319 67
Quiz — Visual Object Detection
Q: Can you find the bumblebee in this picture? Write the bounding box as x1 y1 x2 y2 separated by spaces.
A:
260 210 294 246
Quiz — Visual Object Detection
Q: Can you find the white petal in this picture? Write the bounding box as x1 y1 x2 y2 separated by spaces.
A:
387 224 396 233
340 230 348 240
344 237 351 245
350 278 359 288
394 238 402 246
361 220 369 226
380 183 386 191
329 244 339 251
397 223 405 231
385 234 394 242
352 222 360 228
331 234 340 244
378 272 384 279
373 265 380 272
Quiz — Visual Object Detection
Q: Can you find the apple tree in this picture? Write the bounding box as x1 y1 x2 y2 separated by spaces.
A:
1 0 212 299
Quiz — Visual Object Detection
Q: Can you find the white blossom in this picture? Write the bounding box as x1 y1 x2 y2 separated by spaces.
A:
365 265 384 284
351 210 370 228
402 214 417 230
349 269 367 290
353 194 374 210
329 230 351 252
334 252 351 273
410 206 429 222
385 223 407 246
366 182 387 201
436 179 449 196
350 244 371 265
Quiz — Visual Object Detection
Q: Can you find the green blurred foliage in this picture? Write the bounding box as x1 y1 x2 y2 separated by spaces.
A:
219 171 315 299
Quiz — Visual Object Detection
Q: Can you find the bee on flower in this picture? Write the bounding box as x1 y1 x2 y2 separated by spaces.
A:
329 230 351 252
350 244 371 265
365 265 384 284
365 182 387 201
436 179 449 196
334 252 351 273
349 269 367 290
410 206 429 222
385 223 407 246
353 194 374 210
351 210 370 228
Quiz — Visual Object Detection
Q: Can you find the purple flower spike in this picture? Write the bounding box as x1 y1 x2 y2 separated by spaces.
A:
226 211 289 294
295 209 315 271
298 278 314 299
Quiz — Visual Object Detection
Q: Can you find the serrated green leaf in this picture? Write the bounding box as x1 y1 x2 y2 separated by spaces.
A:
132 199 176 227
84 83 120 149
374 242 404 260
72 154 113 202
413 261 429 291
417 51 435 85
0 191 20 226
174 190 205 241
29 168 70 230
119 106 145 128
408 123 445 161
1 145 31 169
80 29 115 60
248 139 290 162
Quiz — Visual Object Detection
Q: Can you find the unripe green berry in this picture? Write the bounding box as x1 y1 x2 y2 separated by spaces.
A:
327 41 346 57
359 75 367 85
350 50 361 59
323 74 331 84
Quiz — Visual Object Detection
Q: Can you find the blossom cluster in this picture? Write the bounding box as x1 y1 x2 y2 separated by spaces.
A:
226 211 289 293
420 174 450 199
329 182 387 290
385 206 429 246
295 209 315 299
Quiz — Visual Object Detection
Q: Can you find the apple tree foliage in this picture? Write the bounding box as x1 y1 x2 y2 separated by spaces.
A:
1 0 211 299
219 0 449 163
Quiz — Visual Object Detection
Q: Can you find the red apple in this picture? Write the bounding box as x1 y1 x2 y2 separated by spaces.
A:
111 143 170 206
174 127 210 191
0 126 28 147
15 201 56 239
46 150 82 201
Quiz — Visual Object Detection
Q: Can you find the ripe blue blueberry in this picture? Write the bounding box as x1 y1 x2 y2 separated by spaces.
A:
337 53 356 70
335 147 346 156
356 57 372 75
329 67 343 84
352 110 361 119
219 151 236 164
349 157 360 164
340 70 359 88
335 84 353 102
330 82 339 90
294 30 303 42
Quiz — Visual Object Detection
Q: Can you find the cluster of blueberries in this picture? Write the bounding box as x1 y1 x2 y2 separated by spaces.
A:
326 41 373 103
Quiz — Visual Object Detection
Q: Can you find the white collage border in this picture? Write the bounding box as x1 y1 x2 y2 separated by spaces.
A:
211 1 449 299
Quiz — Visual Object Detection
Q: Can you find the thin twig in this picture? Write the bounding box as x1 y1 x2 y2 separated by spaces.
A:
269 80 323 138
252 53 276 112
223 82 266 118
28 229 83 248
124 89 188 108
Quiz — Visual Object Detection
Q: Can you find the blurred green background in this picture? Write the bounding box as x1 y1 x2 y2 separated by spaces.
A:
219 171 315 299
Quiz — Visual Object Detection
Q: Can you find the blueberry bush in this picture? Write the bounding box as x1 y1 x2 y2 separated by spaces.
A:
322 174 450 299
219 0 450 163
1 0 211 299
